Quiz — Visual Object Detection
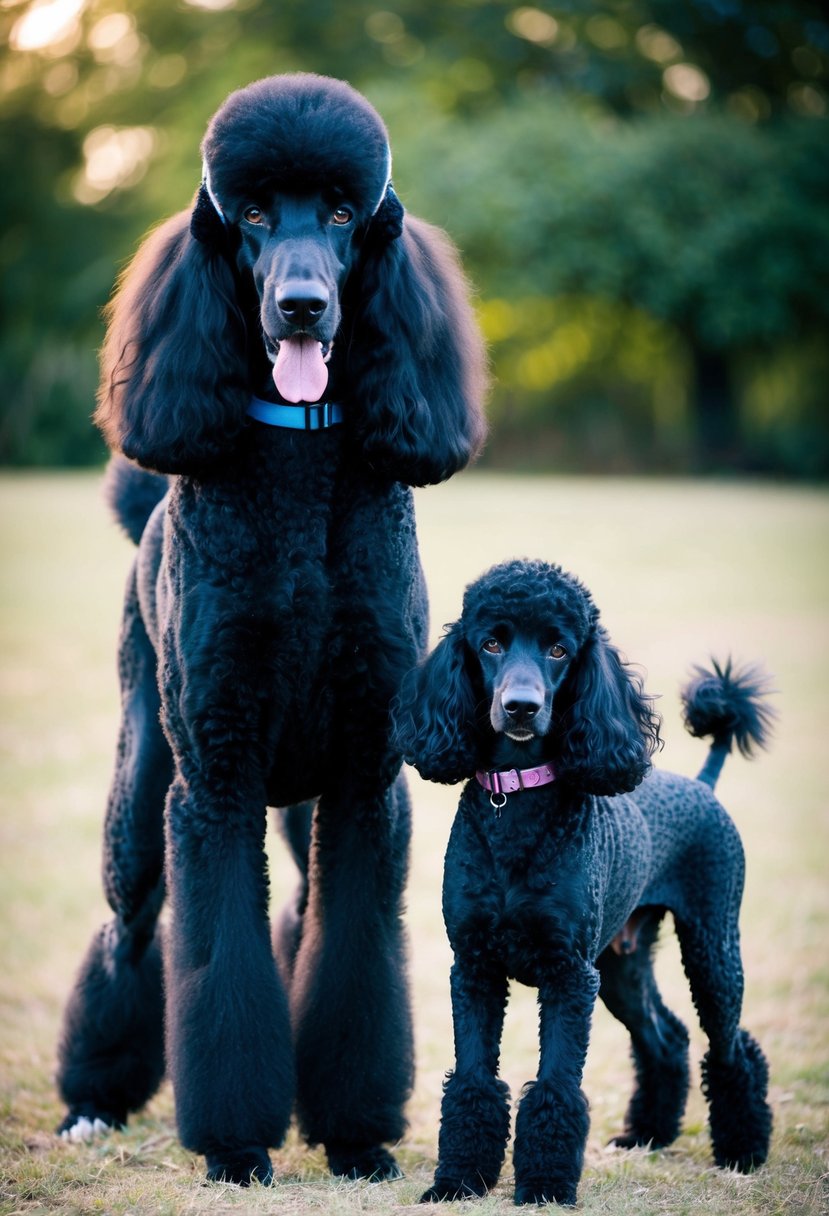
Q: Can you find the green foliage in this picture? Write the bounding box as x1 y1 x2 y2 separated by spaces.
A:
400 100 829 344
0 0 827 469
393 96 829 469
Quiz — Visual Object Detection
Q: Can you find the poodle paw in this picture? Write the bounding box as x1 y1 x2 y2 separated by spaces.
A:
326 1143 403 1181
205 1145 273 1186
420 1176 489 1201
514 1178 577 1206
608 1131 655 1150
716 1146 769 1173
703 1030 772 1173
57 1106 124 1142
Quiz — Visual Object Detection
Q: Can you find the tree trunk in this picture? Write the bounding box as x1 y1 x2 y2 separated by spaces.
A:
689 344 742 470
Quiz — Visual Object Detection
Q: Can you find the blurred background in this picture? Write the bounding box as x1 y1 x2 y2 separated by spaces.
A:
1 0 828 477
1 8 828 1209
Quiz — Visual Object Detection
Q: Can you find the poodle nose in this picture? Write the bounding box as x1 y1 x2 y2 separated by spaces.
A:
276 282 329 328
502 690 544 719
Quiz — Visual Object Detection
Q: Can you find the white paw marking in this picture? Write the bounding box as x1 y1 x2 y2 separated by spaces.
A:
60 1116 111 1143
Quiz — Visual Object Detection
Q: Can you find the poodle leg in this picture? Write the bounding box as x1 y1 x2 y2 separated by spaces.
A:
421 960 510 1202
56 571 170 1138
290 776 413 1181
675 917 772 1171
164 775 294 1186
512 962 599 1207
597 910 690 1150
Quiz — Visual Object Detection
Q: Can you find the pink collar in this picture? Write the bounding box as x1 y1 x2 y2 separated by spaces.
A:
475 762 556 811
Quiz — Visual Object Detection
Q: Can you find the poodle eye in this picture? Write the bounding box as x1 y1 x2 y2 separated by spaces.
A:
243 205 264 225
481 638 502 655
331 206 353 226
549 643 567 660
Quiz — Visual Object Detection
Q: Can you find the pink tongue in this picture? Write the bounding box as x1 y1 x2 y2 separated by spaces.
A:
273 335 329 403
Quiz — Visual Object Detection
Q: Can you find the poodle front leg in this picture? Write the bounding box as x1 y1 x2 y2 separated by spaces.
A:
513 962 599 1207
289 776 413 1181
164 776 294 1185
422 959 511 1202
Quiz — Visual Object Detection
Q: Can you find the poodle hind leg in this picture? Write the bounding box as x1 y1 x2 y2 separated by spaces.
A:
702 1028 771 1172
57 571 170 1137
57 912 165 1139
676 917 772 1171
597 909 690 1151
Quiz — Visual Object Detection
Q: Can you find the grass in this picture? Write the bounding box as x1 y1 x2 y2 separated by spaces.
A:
1 469 827 1215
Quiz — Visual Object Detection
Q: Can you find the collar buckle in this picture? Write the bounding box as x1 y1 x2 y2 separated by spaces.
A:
305 402 331 430
475 761 557 812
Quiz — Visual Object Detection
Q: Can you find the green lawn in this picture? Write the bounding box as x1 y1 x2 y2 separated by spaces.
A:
1 471 827 1215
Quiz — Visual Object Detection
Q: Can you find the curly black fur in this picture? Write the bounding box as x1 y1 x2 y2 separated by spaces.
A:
682 659 776 790
56 73 487 1186
396 558 661 794
102 458 167 545
702 1028 773 1171
397 559 773 1205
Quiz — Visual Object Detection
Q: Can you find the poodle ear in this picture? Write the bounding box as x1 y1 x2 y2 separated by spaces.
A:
392 622 480 784
345 214 488 487
555 629 661 796
94 209 250 474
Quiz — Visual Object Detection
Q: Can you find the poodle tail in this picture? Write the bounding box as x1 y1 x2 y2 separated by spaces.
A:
103 455 168 546
680 658 775 789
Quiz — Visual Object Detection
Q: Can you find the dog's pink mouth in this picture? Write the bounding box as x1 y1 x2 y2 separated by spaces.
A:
272 335 330 403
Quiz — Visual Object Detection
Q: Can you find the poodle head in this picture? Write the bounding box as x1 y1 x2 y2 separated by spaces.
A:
96 72 485 480
198 74 399 242
394 559 660 795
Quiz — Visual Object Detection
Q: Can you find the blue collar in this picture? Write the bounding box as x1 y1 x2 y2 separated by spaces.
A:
247 396 344 431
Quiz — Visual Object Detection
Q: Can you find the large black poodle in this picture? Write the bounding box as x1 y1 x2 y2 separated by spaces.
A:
55 74 486 1186
395 559 773 1205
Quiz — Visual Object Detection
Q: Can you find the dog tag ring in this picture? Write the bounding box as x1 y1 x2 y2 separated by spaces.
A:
490 791 507 814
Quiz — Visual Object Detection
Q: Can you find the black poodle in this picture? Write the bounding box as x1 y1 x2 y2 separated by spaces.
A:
55 73 486 1186
395 559 773 1205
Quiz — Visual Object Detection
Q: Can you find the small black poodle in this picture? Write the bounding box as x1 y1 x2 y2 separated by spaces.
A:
395 558 773 1205
55 74 486 1185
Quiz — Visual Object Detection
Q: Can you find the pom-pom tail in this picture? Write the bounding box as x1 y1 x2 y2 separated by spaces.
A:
680 658 776 788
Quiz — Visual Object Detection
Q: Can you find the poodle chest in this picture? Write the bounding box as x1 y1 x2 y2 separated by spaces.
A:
442 786 652 977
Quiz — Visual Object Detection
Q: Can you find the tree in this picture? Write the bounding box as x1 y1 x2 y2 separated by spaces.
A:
398 100 829 468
